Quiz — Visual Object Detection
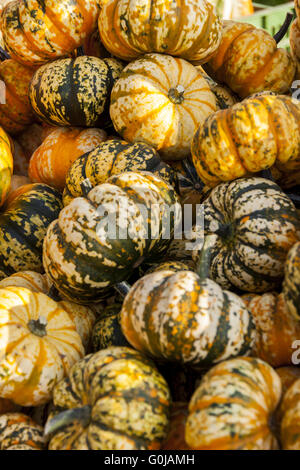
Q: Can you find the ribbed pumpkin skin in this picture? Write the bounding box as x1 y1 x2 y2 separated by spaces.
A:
29 127 107 191
29 57 124 127
63 139 178 205
0 183 62 279
0 270 50 294
0 413 45 450
192 95 300 187
121 269 254 367
0 127 13 207
110 53 217 160
280 379 300 450
92 304 130 352
0 60 35 135
1 0 100 66
202 74 239 110
246 293 300 367
199 178 300 292
276 367 300 396
186 357 282 450
46 347 171 450
205 20 296 99
44 172 180 303
99 0 222 63
283 241 300 320
0 286 84 406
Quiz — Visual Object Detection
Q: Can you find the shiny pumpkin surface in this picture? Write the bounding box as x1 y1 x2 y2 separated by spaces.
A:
121 269 254 367
1 0 100 66
110 53 217 160
46 347 171 450
63 139 178 206
280 378 300 450
99 0 222 63
192 94 300 187
44 172 180 303
29 56 124 127
283 241 300 320
0 126 13 207
92 304 130 352
0 412 45 450
0 59 35 134
186 357 282 450
0 183 62 279
197 177 300 292
29 127 107 191
0 286 84 406
205 20 296 99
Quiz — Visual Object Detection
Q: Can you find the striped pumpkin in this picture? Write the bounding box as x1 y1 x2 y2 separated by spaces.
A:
0 0 100 66
0 413 45 450
98 0 222 63
29 127 107 191
186 357 282 450
202 74 239 110
204 20 296 99
63 139 178 206
45 347 171 450
0 286 84 406
196 177 300 293
282 241 300 320
0 126 13 207
110 53 217 160
280 378 300 450
91 304 130 352
121 236 255 367
0 59 35 135
29 56 124 127
0 183 62 279
192 94 300 188
43 171 180 303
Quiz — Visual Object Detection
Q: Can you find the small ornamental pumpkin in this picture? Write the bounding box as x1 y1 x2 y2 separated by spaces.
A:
73 29 110 59
283 241 300 320
92 304 130 352
276 367 300 396
0 286 85 406
0 126 13 207
204 20 296 99
63 139 178 206
98 0 222 63
195 177 300 293
192 94 300 188
44 347 171 450
186 357 282 450
0 183 62 279
110 53 217 160
29 127 107 191
280 378 300 450
43 172 180 303
0 59 35 135
0 413 45 450
121 235 255 367
29 56 124 128
0 270 50 294
201 73 239 110
0 0 100 66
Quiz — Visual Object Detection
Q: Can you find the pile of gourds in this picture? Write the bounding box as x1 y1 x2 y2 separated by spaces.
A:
0 0 299 451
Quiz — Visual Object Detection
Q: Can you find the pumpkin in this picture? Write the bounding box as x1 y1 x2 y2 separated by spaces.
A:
62 139 178 206
29 127 107 192
91 304 130 352
186 357 282 450
201 73 239 109
0 59 35 134
0 183 62 279
73 29 110 59
276 367 300 395
29 56 124 128
283 241 300 320
0 270 51 293
204 20 296 99
0 0 100 66
280 378 300 450
0 286 85 406
162 402 190 450
121 235 255 367
194 177 300 293
110 53 217 160
43 171 180 303
192 94 300 188
44 347 171 450
98 0 222 63
0 413 45 450
0 126 13 207
208 0 254 19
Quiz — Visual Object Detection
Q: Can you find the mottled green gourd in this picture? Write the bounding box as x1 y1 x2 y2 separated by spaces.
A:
92 304 130 351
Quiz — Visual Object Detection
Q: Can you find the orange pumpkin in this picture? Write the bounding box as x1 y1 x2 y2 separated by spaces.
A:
0 126 13 207
0 413 45 450
280 378 300 450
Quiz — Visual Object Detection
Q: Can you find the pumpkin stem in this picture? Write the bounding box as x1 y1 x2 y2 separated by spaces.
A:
80 178 93 197
168 85 185 104
273 12 294 44
44 405 92 438
114 281 131 297
0 47 10 61
28 316 47 337
196 234 216 280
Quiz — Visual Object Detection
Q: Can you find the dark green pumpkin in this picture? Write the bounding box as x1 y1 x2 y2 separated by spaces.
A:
92 304 130 351
0 183 62 279
29 56 123 127
63 139 178 206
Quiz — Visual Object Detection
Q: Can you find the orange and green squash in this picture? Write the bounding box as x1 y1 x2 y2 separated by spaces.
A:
0 413 45 450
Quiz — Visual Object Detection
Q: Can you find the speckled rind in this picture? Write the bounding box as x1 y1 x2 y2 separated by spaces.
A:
282 241 300 320
0 412 45 450
92 304 130 351
280 378 300 450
